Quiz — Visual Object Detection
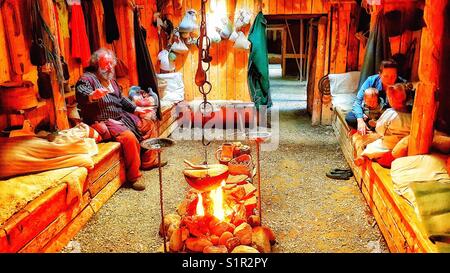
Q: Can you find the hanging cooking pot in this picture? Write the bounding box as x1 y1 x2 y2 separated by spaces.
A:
0 81 38 112
183 160 229 192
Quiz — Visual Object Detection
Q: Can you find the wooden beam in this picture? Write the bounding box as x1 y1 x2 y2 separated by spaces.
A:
40 0 69 130
311 16 327 126
306 19 314 81
408 0 446 155
300 19 304 81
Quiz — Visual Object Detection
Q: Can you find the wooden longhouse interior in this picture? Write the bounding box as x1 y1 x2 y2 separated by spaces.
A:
0 0 449 254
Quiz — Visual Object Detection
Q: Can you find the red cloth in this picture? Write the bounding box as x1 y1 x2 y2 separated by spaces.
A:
70 4 91 67
375 152 395 169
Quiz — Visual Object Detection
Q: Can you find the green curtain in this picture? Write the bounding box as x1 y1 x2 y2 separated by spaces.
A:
358 12 392 89
248 12 272 109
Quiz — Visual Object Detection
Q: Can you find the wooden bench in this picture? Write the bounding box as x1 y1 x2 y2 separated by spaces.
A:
332 106 440 252
0 142 126 253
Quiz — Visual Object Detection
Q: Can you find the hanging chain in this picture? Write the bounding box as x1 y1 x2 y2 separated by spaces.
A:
196 0 213 164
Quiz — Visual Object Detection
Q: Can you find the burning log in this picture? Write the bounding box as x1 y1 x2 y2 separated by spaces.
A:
185 237 213 252
230 186 246 200
226 174 249 185
244 196 257 216
231 245 260 253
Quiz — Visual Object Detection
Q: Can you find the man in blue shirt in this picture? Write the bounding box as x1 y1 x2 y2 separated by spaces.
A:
345 59 406 135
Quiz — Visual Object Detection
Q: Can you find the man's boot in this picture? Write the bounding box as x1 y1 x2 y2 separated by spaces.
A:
131 179 146 191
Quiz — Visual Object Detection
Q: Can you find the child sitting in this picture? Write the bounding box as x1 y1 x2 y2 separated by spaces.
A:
362 88 385 131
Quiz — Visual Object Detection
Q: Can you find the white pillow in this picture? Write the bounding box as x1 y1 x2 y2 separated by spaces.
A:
328 71 361 95
331 93 356 111
391 154 450 206
156 72 185 102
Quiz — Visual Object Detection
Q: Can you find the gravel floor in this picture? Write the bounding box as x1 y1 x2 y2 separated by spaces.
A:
64 67 388 253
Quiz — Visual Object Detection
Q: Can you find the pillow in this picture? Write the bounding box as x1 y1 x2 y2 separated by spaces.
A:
328 71 361 95
331 93 356 111
432 131 450 154
0 136 95 179
392 135 409 158
391 154 450 205
156 72 185 102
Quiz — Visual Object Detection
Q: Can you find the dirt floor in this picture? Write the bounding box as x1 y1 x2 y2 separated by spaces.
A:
64 65 388 253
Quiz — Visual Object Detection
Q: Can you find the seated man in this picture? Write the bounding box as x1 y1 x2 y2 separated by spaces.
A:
346 59 406 135
75 48 165 191
354 83 412 166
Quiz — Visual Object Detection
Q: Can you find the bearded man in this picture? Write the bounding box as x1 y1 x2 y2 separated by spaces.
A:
75 48 165 191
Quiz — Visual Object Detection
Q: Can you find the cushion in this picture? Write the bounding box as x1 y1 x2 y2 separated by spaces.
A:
157 72 185 103
328 71 361 95
0 136 96 179
391 154 450 206
332 93 356 112
392 135 409 158
432 131 450 154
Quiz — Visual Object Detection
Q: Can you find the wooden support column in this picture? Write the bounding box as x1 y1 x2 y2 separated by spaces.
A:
124 3 138 86
311 16 327 126
408 0 447 155
40 0 69 130
299 20 304 81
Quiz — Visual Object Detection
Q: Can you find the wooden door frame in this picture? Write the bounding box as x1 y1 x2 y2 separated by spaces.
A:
266 25 286 76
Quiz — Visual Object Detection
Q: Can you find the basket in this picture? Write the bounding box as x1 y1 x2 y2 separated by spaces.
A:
228 154 253 176
0 81 37 112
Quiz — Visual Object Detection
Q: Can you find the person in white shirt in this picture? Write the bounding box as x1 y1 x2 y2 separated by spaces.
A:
354 83 411 166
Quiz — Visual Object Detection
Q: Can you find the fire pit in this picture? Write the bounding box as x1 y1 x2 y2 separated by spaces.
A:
158 144 276 253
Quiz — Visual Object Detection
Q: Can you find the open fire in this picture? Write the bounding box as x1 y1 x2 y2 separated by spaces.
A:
159 174 276 253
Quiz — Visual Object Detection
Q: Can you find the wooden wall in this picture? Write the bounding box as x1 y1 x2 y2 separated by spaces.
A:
0 0 259 134
0 0 136 131
157 0 256 102
262 0 329 14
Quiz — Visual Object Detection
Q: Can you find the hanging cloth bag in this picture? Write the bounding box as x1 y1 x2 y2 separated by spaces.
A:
233 31 250 50
179 9 197 33
171 32 189 53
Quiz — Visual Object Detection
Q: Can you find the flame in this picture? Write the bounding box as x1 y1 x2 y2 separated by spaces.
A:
196 193 204 216
195 181 229 221
210 181 226 221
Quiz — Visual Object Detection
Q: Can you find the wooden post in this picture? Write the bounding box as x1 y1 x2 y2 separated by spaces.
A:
40 0 69 130
282 27 287 77
311 16 327 126
306 19 314 81
300 19 304 81
124 3 138 86
408 0 447 155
